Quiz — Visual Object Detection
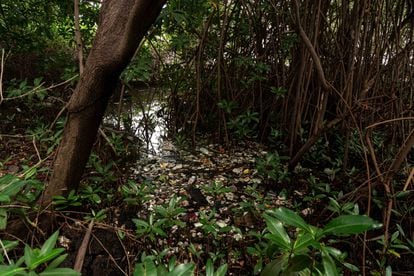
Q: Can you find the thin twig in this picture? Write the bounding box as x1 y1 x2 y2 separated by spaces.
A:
32 136 42 163
3 75 77 101
98 127 117 156
0 48 4 105
17 152 54 179
403 167 414 192
0 134 30 138
74 220 94 272
116 227 131 276
90 231 128 276
49 104 68 131
0 240 12 265
367 117 414 129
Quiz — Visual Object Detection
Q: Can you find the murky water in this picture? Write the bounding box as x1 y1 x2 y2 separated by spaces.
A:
104 88 169 157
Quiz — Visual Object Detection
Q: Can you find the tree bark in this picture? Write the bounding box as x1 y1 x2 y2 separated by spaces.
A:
42 0 166 205
74 0 84 74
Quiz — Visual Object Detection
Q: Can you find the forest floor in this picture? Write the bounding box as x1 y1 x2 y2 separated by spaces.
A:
76 140 293 275
1 121 298 275
2 101 412 275
0 101 294 275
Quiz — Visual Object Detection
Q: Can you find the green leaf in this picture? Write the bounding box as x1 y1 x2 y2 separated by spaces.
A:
0 174 26 197
321 248 339 276
215 263 228 276
133 259 157 276
0 265 26 276
44 253 68 270
24 245 34 268
385 265 392 276
263 214 291 249
266 208 310 232
157 264 168 275
0 240 19 254
264 234 291 251
40 231 59 256
293 232 315 251
260 258 284 276
323 215 381 235
39 268 81 276
328 197 340 211
168 256 177 272
31 248 65 269
0 208 8 230
343 262 359 272
133 219 149 228
286 254 312 272
167 263 195 276
23 167 37 180
323 246 342 258
153 227 167 237
206 259 213 276
0 195 11 203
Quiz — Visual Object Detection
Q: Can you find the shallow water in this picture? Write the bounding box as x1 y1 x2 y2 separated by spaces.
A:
104 88 169 157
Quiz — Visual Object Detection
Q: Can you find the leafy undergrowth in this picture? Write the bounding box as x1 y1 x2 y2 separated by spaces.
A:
0 136 391 276
0 104 413 276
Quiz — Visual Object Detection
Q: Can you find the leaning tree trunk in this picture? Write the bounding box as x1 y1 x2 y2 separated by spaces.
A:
42 0 166 205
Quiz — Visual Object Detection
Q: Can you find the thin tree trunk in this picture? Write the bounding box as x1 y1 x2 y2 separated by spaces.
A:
74 0 84 74
42 0 166 205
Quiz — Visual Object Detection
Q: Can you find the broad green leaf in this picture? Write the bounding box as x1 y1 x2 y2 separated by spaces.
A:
206 259 213 276
392 244 410 250
167 263 195 276
0 195 11 203
0 175 26 197
39 268 81 276
396 224 406 237
253 258 263 275
385 265 392 276
395 190 411 198
23 167 37 180
24 245 34 268
323 246 342 258
343 262 359 272
264 234 291 251
133 259 157 276
44 253 68 270
266 208 310 232
0 208 8 230
157 265 168 275
15 255 25 267
30 248 65 269
0 265 26 276
286 254 312 272
321 248 339 276
293 232 315 251
328 197 340 210
133 219 149 227
21 268 36 275
168 256 177 272
323 215 381 235
263 214 291 249
215 263 228 276
390 231 399 242
153 227 167 237
40 231 59 256
260 258 284 276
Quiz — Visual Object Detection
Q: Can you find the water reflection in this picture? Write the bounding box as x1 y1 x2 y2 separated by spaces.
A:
104 88 168 157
